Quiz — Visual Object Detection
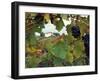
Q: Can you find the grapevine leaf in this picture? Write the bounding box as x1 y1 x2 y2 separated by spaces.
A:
53 58 64 66
51 41 67 59
74 40 85 58
66 46 74 64
55 19 64 31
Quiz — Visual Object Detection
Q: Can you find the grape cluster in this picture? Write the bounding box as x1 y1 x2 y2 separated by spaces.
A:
71 26 81 38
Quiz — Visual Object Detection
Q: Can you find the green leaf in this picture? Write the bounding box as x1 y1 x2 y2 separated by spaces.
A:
39 23 45 28
25 33 38 49
51 41 67 59
66 24 72 35
66 46 74 64
55 19 64 31
66 35 74 45
32 24 42 33
53 58 64 66
34 26 42 33
74 40 84 57
25 55 41 68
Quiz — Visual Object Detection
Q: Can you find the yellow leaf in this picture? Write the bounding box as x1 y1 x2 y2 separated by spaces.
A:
44 13 50 23
26 47 37 54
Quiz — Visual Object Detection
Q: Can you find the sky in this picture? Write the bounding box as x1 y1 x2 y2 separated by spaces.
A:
35 19 71 36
